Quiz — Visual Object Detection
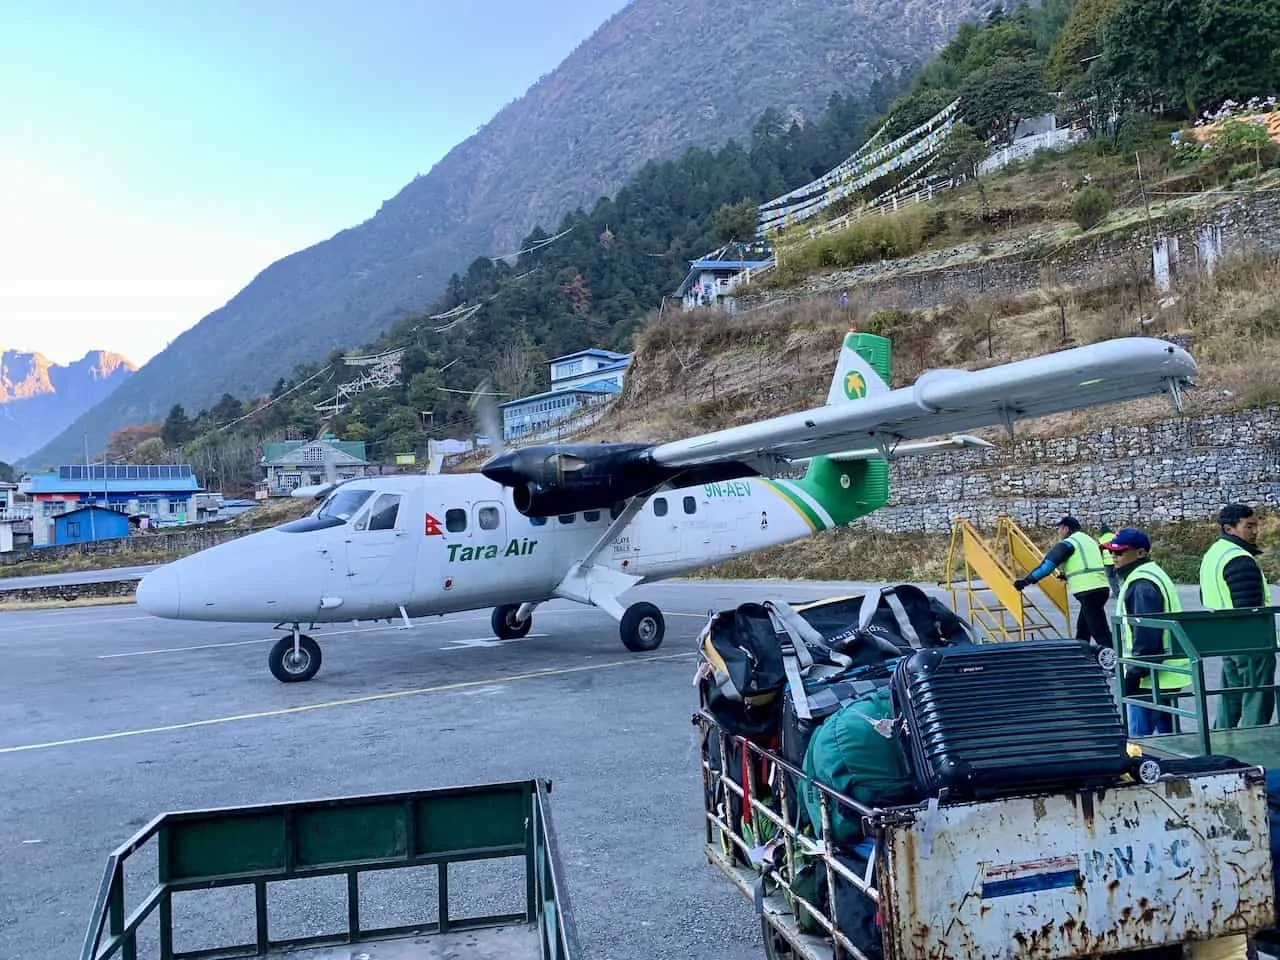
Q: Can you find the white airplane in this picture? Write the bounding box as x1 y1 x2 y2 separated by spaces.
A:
135 330 1197 682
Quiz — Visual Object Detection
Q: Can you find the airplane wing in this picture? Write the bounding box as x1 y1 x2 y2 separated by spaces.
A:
649 337 1195 470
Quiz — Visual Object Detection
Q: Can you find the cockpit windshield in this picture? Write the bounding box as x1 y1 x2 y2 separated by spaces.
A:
278 488 375 533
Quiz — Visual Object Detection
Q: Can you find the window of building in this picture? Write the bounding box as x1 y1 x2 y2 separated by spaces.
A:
446 508 467 533
584 510 601 522
302 445 324 463
558 514 575 524
367 494 401 531
67 521 81 538
477 506 500 530
683 496 697 515
654 497 668 517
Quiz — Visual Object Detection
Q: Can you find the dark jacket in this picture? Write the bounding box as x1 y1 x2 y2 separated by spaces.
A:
1219 534 1267 609
1116 557 1169 664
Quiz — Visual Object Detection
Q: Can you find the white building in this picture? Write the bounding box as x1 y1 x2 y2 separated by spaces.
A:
501 348 632 442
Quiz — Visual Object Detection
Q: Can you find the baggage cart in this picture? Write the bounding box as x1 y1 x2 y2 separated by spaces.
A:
695 707 1276 960
80 778 580 960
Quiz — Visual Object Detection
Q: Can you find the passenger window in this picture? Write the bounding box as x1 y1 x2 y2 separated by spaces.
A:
683 496 696 515
367 494 401 531
445 508 467 533
584 510 601 522
477 506 500 530
558 514 576 524
654 497 668 517
530 515 547 527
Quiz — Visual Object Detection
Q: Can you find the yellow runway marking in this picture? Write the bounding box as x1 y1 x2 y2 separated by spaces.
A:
0 652 696 755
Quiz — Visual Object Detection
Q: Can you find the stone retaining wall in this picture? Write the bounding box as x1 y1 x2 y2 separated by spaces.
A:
859 408 1280 534
0 526 255 567
0 579 138 604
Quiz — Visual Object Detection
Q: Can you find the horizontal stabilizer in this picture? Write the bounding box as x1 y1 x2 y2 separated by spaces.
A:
820 434 994 462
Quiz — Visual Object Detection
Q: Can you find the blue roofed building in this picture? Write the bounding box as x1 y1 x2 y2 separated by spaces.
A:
53 505 131 545
675 239 774 311
22 464 203 546
501 348 632 443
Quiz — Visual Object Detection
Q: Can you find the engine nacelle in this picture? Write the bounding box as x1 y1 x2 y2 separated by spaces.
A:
481 441 763 518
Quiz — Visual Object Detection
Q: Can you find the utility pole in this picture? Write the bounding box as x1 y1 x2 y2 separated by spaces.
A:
84 434 96 542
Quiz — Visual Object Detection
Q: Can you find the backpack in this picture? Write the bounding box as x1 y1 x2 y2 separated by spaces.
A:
794 585 975 666
799 685 920 845
696 599 851 738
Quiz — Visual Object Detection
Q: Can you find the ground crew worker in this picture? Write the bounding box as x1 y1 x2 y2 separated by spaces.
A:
1099 523 1120 598
1199 503 1276 729
1104 527 1191 736
1014 515 1113 650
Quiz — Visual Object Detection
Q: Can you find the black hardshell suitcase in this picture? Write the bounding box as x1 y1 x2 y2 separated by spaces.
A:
892 639 1136 800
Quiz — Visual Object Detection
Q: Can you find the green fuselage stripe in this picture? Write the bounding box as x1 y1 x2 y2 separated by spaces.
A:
760 479 826 532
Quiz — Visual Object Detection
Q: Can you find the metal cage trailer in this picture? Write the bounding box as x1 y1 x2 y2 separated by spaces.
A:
80 778 580 960
695 710 1277 960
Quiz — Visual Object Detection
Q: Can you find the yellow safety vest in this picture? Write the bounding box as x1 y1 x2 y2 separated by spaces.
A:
1198 538 1257 610
1061 531 1110 593
1119 562 1192 691
1099 531 1115 568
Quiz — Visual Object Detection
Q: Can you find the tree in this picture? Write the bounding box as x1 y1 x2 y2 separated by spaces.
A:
710 200 759 243
1095 0 1280 116
161 404 193 447
934 123 989 181
1045 0 1122 90
105 422 163 462
959 59 1054 145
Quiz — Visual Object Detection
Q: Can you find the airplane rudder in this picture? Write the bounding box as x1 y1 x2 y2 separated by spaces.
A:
827 330 892 404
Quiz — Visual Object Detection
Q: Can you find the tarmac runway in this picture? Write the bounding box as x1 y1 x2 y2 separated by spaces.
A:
1 578 1273 959
0 578 903 960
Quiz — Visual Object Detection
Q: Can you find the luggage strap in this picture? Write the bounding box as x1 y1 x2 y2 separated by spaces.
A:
858 586 924 650
765 599 855 722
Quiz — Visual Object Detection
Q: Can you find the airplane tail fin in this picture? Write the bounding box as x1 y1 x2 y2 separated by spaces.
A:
827 329 891 405
796 329 893 526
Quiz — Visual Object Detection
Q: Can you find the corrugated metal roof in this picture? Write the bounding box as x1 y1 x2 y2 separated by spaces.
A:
547 348 629 364
261 439 368 463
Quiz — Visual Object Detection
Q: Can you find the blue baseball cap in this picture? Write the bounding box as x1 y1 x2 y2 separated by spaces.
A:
1103 527 1151 552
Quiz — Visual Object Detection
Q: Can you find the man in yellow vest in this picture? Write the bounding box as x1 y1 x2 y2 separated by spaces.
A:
1014 515 1113 651
1104 527 1192 736
1199 503 1275 729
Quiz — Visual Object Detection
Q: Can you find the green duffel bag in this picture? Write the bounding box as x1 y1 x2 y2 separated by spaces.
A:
799 686 917 846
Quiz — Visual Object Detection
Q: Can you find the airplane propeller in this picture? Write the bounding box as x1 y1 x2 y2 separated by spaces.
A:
468 380 507 460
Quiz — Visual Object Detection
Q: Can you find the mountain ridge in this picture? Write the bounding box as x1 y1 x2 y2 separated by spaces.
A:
27 0 991 468
0 349 136 463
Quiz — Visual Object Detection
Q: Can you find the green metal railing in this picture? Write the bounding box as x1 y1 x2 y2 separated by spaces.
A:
80 778 580 960
1111 605 1280 757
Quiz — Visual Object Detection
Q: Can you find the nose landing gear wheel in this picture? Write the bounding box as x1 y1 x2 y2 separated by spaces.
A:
620 602 665 652
492 604 533 640
268 634 322 683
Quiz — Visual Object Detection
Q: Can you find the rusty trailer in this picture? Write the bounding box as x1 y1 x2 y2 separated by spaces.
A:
695 710 1276 960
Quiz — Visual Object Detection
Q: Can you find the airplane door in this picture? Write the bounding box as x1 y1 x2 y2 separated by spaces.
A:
343 492 416 594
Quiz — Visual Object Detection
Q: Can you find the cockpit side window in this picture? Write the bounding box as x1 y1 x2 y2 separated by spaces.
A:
367 494 401 531
279 488 375 533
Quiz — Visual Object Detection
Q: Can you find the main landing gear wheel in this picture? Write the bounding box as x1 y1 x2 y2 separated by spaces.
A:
268 634 322 683
492 604 533 640
620 601 665 652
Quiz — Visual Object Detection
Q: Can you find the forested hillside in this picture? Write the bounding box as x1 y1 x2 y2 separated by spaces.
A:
70 0 1280 499
28 0 997 469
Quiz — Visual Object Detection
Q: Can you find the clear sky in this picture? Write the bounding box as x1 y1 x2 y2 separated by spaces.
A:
0 0 630 368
